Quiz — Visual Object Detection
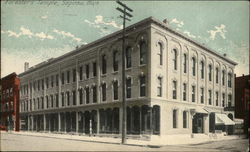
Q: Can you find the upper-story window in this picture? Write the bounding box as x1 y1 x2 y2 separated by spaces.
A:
79 66 83 80
67 70 70 83
215 91 219 106
183 111 187 128
157 77 162 97
73 68 76 82
86 64 89 79
113 80 118 100
215 67 219 84
56 94 59 107
183 54 187 73
126 47 132 68
228 94 232 107
56 74 59 86
102 54 107 74
113 50 119 72
192 85 195 102
66 91 70 106
51 75 54 87
126 77 132 98
101 83 106 101
140 41 147 65
222 93 225 107
38 80 40 91
61 92 65 107
183 83 187 101
228 73 232 88
172 80 177 99
41 97 44 109
85 87 90 104
173 109 177 128
92 86 97 103
140 75 146 97
50 95 53 108
46 96 49 109
79 89 83 104
201 61 204 79
72 90 76 105
192 57 196 76
208 64 212 81
93 62 97 77
208 90 212 105
222 70 225 85
46 77 49 88
200 88 204 104
158 42 163 65
173 49 177 70
61 72 65 85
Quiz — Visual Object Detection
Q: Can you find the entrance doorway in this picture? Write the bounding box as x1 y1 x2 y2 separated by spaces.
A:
192 113 204 133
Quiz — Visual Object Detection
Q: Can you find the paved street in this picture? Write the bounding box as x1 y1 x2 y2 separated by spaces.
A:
0 132 249 151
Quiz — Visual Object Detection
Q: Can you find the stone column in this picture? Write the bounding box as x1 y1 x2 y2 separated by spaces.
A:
119 107 123 134
204 114 209 134
96 109 100 134
43 114 46 132
76 111 79 133
58 113 61 132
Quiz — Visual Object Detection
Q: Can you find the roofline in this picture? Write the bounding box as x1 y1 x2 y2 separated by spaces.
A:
1 72 17 80
18 16 237 77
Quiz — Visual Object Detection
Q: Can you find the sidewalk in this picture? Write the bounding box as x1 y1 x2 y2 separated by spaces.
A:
1 131 242 147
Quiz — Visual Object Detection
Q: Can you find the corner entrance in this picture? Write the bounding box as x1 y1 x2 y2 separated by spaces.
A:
192 113 204 133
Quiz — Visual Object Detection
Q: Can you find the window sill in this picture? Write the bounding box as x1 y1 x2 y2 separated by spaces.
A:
126 67 132 71
101 74 107 77
112 71 119 74
139 64 146 68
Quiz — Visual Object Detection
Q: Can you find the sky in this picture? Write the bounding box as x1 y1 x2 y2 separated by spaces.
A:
1 1 249 77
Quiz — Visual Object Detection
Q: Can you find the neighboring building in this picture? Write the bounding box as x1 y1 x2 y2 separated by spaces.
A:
0 72 20 131
235 74 249 136
19 17 236 139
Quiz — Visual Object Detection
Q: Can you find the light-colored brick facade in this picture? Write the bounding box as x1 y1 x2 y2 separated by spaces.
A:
19 17 237 138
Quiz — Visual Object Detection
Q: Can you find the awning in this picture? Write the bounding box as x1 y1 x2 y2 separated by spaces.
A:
215 113 235 125
191 107 208 114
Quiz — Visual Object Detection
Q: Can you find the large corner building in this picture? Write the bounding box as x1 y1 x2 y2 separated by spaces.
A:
19 17 237 138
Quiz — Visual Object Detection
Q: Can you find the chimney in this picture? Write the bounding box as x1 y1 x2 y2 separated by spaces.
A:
24 62 29 72
163 19 168 25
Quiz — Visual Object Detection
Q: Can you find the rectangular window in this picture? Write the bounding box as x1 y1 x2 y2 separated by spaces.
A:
102 83 107 101
228 73 232 88
183 111 187 128
222 70 225 85
67 92 70 106
172 81 177 99
56 94 59 107
126 47 132 68
222 93 225 107
158 42 163 65
86 87 90 104
126 78 131 98
61 72 64 85
113 51 119 71
140 76 146 97
208 90 212 105
140 42 147 65
93 86 97 103
50 95 53 108
61 92 64 107
46 77 49 88
38 80 40 91
183 54 187 73
46 96 49 109
93 62 97 77
41 97 44 109
201 61 204 79
79 66 83 80
173 109 177 128
183 83 187 101
79 89 83 104
102 55 107 74
216 68 219 84
56 74 59 86
200 88 204 104
42 79 44 90
113 81 118 100
216 92 219 106
173 50 177 70
192 86 195 102
228 94 232 107
67 70 70 83
157 77 162 97
72 90 76 105
73 69 76 82
192 57 196 76
86 64 89 79
209 65 212 81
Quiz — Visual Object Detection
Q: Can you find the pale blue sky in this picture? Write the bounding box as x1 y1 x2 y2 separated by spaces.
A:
1 1 249 77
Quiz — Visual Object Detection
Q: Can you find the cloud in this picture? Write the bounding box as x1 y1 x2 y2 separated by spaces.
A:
53 29 82 42
41 15 48 19
207 24 227 40
94 15 123 29
170 18 184 27
183 30 196 38
2 27 54 40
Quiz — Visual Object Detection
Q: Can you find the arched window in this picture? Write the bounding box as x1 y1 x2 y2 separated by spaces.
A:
126 47 132 68
113 50 119 71
158 42 163 65
215 91 219 106
222 70 225 85
216 67 219 83
201 61 204 79
102 54 107 74
183 111 187 128
208 64 212 81
140 75 146 97
228 73 232 88
183 54 187 73
113 80 118 100
92 86 97 103
192 57 196 76
126 77 132 98
173 49 177 70
192 85 196 102
85 87 90 104
200 88 204 104
172 80 177 99
183 83 187 101
101 83 106 101
140 41 147 65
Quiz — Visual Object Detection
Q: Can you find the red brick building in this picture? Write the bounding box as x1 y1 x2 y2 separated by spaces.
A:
0 72 20 131
235 74 249 136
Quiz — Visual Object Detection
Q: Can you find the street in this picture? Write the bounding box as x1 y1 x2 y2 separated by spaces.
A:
0 132 249 151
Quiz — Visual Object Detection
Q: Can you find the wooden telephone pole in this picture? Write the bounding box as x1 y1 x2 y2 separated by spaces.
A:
116 0 133 144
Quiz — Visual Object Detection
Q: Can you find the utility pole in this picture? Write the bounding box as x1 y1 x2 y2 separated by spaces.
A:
116 0 133 144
